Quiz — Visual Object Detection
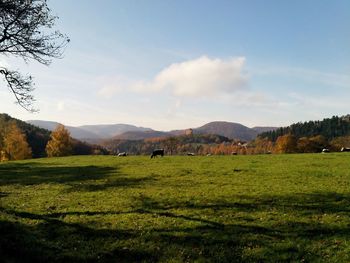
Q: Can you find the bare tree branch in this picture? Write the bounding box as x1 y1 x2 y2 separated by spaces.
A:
0 0 69 111
0 67 36 112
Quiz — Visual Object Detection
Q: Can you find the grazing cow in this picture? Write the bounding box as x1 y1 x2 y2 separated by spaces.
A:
206 153 212 156
187 152 195 156
118 152 127 156
151 149 164 158
341 147 350 152
322 148 330 153
231 152 237 155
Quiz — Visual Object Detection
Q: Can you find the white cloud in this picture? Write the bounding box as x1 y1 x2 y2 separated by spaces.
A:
133 56 248 97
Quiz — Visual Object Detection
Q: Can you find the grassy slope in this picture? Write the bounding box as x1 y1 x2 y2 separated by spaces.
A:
1 154 349 262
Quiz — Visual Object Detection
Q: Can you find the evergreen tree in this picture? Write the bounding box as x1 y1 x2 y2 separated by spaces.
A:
259 115 350 142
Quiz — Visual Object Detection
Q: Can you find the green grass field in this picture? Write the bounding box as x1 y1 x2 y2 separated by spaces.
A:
1 154 350 262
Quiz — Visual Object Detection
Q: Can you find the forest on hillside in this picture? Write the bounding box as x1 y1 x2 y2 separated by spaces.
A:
0 114 107 161
259 115 350 141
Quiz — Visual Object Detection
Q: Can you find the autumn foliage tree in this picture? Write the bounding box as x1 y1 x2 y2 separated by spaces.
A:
274 134 297 153
330 135 350 151
297 137 313 153
297 135 328 153
251 137 273 154
163 136 179 155
46 124 73 157
1 122 32 161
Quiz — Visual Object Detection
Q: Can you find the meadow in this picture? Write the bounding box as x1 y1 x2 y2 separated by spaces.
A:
1 154 349 262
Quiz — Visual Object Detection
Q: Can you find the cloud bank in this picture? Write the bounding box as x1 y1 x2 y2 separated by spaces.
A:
133 56 248 97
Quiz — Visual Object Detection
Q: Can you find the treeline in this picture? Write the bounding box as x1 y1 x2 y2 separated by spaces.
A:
102 117 350 155
2 113 349 159
102 134 233 155
0 114 107 161
259 115 350 141
250 115 350 154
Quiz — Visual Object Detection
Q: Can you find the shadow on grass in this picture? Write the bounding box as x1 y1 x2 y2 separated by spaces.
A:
134 192 350 215
0 162 114 186
1 191 350 262
66 176 156 192
0 162 156 192
0 208 155 263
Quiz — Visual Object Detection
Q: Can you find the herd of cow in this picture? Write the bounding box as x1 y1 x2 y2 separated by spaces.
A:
341 147 350 152
322 147 350 153
116 147 350 157
118 149 195 158
117 149 165 158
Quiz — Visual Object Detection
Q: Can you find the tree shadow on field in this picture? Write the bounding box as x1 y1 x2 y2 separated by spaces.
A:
0 208 156 263
0 162 155 192
1 165 350 263
2 191 350 262
122 192 350 262
0 162 114 186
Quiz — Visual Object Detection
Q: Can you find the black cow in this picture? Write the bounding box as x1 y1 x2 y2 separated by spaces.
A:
118 152 127 156
151 149 164 158
187 152 195 156
341 147 350 152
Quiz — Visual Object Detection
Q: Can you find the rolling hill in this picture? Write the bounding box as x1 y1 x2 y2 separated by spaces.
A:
194 121 258 141
27 120 153 141
78 124 152 138
27 119 278 142
112 130 169 140
27 120 100 140
112 122 277 141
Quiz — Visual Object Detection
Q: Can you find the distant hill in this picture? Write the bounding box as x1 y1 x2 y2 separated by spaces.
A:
27 119 277 142
27 120 152 141
112 122 277 141
113 130 169 140
78 124 152 138
194 121 260 141
27 120 61 131
27 120 100 140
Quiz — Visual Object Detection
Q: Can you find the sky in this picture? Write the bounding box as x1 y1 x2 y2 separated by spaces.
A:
1 0 349 131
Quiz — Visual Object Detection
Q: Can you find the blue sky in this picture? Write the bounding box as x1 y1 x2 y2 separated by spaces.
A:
1 0 349 130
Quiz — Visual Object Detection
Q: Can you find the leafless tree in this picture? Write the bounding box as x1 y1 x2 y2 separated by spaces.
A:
0 0 69 112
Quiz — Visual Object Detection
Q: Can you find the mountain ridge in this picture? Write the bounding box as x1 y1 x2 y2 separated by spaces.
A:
27 119 278 142
26 120 154 141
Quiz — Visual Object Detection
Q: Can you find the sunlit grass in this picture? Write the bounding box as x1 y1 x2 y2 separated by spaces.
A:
1 154 350 262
